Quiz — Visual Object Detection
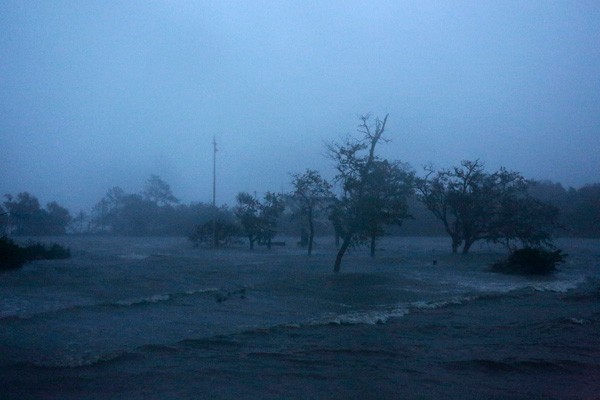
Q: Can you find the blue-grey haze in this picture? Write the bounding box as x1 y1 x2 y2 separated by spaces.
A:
1 1 599 212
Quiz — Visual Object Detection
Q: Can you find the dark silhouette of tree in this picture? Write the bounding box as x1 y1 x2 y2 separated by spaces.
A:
91 187 125 233
566 183 600 237
70 210 88 234
361 160 414 257
235 191 285 249
289 169 333 255
189 207 240 247
327 197 344 248
258 192 285 249
416 160 560 253
3 192 42 235
143 175 179 206
327 113 411 272
2 193 71 235
90 176 214 236
235 192 262 249
45 201 72 235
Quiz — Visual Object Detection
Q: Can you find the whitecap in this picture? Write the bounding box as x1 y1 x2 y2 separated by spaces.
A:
114 294 171 306
530 277 585 293
411 295 480 310
118 253 148 260
312 307 410 326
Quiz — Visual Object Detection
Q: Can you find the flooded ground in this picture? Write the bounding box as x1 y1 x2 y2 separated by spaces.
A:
1 236 599 399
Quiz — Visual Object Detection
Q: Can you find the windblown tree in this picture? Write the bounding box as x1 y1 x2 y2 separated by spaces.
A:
44 201 72 235
90 179 185 236
91 187 126 233
258 192 286 249
235 192 262 249
328 113 412 272
361 160 414 257
416 160 560 254
566 183 600 237
3 193 72 235
189 207 240 247
143 174 179 206
289 169 333 255
3 192 43 235
234 191 285 249
70 210 89 234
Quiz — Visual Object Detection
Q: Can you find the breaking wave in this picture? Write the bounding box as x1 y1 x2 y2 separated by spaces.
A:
0 287 221 320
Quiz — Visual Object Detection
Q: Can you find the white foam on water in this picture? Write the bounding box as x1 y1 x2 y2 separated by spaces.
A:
530 277 586 293
114 294 171 306
184 288 219 295
311 306 410 326
411 295 481 310
118 253 149 260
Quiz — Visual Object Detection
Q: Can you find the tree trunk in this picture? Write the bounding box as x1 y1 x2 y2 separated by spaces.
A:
462 239 473 254
308 218 314 256
451 237 460 254
370 235 376 257
333 233 352 273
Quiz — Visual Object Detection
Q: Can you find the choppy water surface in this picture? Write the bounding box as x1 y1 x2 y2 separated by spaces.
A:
1 236 599 399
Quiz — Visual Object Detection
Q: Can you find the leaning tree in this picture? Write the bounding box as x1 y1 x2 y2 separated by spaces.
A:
289 169 333 255
416 160 560 254
327 114 412 272
360 159 414 257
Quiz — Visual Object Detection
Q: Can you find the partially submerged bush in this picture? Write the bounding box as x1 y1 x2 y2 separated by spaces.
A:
0 236 28 270
491 247 567 275
0 236 70 271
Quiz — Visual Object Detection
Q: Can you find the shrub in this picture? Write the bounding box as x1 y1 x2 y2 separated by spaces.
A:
0 236 28 270
0 236 70 271
491 247 566 275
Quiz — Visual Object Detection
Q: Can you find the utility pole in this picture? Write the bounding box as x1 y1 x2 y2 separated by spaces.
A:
212 137 218 248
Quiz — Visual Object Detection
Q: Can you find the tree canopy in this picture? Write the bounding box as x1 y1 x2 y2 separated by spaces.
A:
289 169 333 255
327 114 413 271
2 192 72 235
235 191 285 249
416 160 560 253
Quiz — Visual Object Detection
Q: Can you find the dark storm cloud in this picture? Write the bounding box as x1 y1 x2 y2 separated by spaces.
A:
1 1 599 211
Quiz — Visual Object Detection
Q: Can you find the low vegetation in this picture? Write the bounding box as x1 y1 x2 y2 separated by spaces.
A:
0 236 70 271
491 247 567 275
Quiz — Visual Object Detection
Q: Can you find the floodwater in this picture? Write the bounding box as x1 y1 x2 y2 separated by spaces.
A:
1 236 599 399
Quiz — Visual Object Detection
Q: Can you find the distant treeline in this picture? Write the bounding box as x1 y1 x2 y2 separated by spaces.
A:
1 192 71 235
2 177 599 239
527 180 600 238
397 180 600 238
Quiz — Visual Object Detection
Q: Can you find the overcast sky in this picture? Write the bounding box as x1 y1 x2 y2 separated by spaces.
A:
1 1 599 212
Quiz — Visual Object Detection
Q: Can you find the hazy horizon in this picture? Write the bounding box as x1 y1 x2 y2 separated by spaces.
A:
2 1 599 212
